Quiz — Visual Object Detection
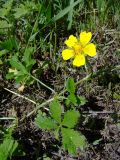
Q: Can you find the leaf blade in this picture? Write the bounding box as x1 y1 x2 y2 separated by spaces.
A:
50 100 62 123
62 109 80 128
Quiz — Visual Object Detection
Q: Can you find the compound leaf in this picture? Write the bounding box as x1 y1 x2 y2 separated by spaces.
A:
62 109 80 128
35 111 57 130
66 77 75 94
0 137 18 160
62 128 86 155
50 100 62 123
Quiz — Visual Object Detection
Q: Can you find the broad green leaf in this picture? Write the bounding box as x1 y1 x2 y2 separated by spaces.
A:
50 100 62 123
62 109 80 128
66 77 75 94
0 50 8 57
62 128 86 155
0 0 13 17
13 1 39 19
1 38 18 51
35 112 57 130
0 20 12 29
10 55 27 74
15 74 27 83
3 0 13 11
13 4 29 19
23 47 36 70
6 72 15 80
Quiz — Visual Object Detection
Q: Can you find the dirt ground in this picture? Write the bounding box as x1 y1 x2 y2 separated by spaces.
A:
0 30 120 160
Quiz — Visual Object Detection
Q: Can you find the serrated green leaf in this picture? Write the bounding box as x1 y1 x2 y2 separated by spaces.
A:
13 4 29 19
50 100 62 123
77 96 87 106
0 20 12 29
62 128 86 155
23 47 36 71
67 93 77 105
13 1 39 19
0 0 13 17
1 37 18 51
35 112 57 130
6 72 15 79
10 55 27 74
0 50 8 57
15 74 27 83
66 77 75 94
62 109 80 128
0 137 18 160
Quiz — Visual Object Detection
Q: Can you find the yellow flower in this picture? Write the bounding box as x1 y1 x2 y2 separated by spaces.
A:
62 31 96 67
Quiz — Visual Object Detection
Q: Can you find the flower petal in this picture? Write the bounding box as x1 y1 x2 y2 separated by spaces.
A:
83 43 96 57
73 54 85 67
80 31 92 46
65 35 77 48
62 49 75 60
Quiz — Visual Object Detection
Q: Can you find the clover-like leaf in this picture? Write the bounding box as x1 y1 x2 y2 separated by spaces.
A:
66 77 75 94
67 93 77 105
62 128 86 155
0 138 18 160
50 100 62 123
62 109 80 128
35 111 57 130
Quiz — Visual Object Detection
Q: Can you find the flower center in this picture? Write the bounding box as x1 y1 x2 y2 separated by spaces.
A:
73 43 83 55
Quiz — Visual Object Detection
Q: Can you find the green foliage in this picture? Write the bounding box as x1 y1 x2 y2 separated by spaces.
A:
66 78 87 106
35 99 86 155
62 109 80 128
77 96 87 106
62 128 86 155
66 77 75 94
0 20 12 29
0 37 18 51
0 137 18 160
0 125 24 160
0 0 13 18
13 1 40 19
6 47 36 84
50 100 62 123
0 0 119 158
67 93 77 105
53 0 80 22
35 111 57 130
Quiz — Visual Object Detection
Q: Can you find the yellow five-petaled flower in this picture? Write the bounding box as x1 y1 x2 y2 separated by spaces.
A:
62 31 96 67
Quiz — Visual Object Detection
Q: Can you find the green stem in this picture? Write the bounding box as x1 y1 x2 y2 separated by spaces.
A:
21 97 54 121
31 75 56 93
24 11 40 53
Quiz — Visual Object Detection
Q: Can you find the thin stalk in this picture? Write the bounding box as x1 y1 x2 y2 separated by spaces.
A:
0 117 16 120
4 88 36 104
31 75 55 93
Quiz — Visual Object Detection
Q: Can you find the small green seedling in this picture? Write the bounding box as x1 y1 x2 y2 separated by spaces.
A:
35 99 86 155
